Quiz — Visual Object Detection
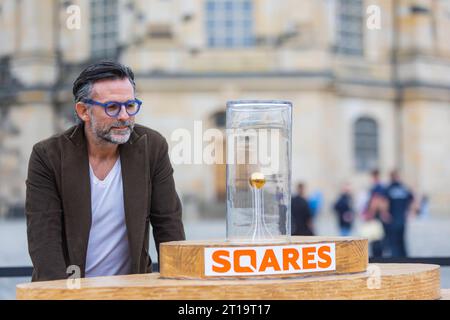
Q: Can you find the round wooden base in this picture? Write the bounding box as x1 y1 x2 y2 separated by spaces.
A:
16 264 441 300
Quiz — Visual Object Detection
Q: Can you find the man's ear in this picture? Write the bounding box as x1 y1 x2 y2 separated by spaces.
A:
75 102 90 122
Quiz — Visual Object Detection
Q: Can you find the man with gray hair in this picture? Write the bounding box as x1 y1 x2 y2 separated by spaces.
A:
25 61 185 281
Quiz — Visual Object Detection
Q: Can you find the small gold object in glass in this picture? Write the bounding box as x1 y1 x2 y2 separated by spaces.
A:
249 172 266 189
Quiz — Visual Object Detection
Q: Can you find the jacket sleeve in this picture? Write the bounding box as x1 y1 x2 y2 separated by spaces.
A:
149 137 186 259
25 144 68 281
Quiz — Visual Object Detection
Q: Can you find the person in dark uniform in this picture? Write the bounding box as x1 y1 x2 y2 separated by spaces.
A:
291 183 314 236
333 183 355 237
385 170 414 257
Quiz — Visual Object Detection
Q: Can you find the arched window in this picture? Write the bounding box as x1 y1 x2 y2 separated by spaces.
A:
354 117 379 171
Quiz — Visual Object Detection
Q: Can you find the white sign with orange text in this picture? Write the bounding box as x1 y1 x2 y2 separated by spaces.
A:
204 243 336 276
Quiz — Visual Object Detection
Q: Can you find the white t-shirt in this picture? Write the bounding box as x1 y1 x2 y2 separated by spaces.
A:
85 157 132 278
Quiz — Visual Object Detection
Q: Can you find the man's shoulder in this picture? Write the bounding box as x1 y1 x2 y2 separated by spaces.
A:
292 195 307 205
132 124 166 141
131 124 169 152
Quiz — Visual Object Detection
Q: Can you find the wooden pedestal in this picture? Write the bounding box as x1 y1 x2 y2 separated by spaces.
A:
160 236 368 279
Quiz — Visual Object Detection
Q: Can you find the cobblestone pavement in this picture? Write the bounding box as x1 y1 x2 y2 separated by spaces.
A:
1 213 449 299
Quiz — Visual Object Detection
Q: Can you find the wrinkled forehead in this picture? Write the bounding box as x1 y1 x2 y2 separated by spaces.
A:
90 78 135 102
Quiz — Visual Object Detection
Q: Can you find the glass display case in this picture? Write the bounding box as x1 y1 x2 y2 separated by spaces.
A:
226 100 292 242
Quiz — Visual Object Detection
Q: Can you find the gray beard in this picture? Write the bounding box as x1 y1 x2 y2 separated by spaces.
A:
89 112 135 145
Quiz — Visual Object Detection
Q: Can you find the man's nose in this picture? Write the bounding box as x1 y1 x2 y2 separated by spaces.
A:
117 105 130 121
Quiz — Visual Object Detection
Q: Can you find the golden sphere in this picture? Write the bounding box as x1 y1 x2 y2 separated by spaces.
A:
249 172 266 189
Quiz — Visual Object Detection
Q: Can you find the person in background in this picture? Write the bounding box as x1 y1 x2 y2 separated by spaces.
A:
417 194 430 220
307 190 323 219
363 169 391 257
276 186 288 234
333 183 355 237
385 170 415 257
291 183 314 236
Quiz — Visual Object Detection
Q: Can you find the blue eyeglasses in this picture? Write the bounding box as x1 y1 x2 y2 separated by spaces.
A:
81 98 142 117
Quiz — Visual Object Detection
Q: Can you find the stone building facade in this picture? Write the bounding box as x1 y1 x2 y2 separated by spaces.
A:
0 0 449 218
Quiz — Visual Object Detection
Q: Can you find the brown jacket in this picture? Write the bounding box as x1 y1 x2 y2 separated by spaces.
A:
25 123 185 282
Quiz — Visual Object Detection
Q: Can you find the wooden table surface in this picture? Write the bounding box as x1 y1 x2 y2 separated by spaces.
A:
16 263 442 300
